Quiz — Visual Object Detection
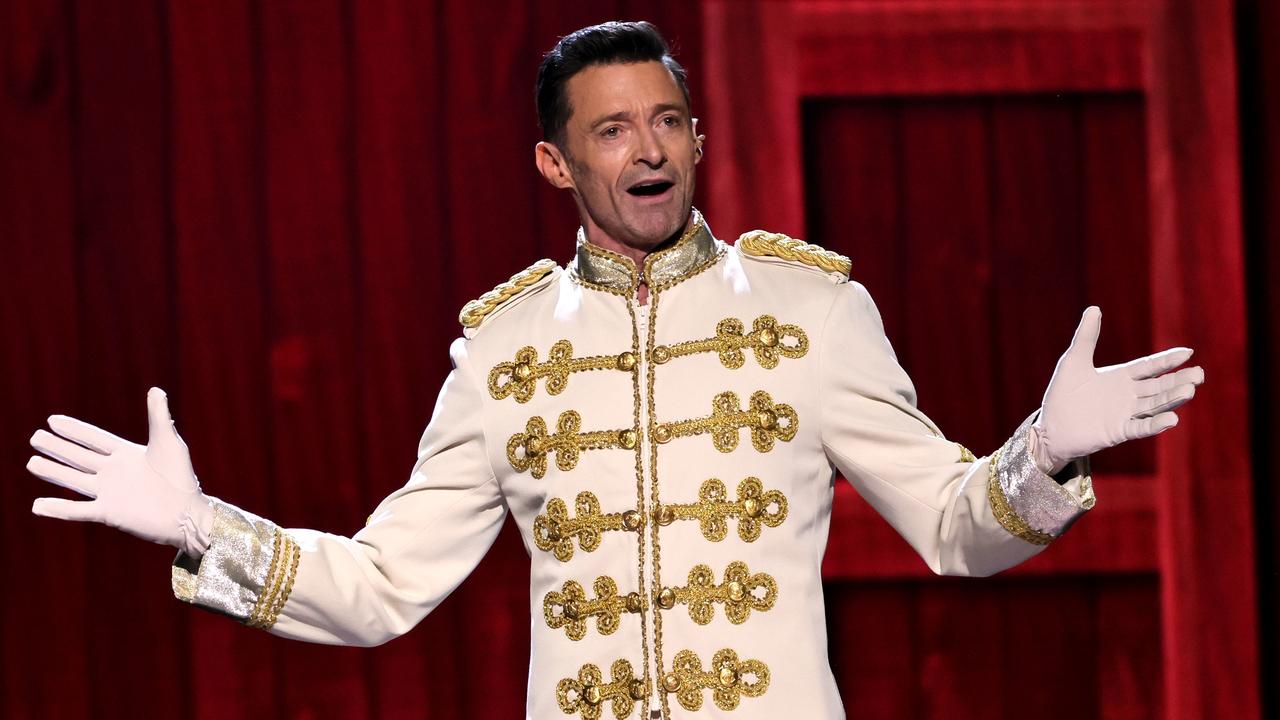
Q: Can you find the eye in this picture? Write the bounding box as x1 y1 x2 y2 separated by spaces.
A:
661 116 680 127
602 126 620 138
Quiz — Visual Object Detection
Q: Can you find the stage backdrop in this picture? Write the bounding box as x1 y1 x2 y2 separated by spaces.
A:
0 1 1261 718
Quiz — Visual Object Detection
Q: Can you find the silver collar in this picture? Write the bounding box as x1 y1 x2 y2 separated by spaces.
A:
571 209 722 293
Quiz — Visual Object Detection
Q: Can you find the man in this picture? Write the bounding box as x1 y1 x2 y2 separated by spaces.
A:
26 21 1202 719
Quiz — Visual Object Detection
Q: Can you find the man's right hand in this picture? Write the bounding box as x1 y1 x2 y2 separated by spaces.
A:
27 387 214 557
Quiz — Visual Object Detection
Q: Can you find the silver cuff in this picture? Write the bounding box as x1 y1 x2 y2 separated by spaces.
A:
171 498 300 629
987 413 1095 545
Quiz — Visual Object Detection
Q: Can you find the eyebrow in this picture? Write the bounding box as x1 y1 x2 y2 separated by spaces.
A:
587 103 688 131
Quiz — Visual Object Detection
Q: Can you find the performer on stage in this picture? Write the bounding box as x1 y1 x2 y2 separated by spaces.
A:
25 21 1202 719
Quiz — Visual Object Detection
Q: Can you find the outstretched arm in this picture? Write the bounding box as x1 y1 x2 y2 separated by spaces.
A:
820 283 1202 576
27 338 507 647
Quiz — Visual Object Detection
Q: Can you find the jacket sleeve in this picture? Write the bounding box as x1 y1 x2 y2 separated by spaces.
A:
819 281 1094 577
169 337 508 646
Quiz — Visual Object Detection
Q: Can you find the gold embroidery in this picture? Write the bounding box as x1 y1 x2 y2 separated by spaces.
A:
458 258 558 329
544 576 645 640
653 390 797 453
557 659 647 719
652 315 808 370
737 230 851 278
507 411 636 478
623 299 652 717
958 443 976 463
656 477 787 542
987 449 1054 545
664 649 770 712
247 529 301 629
488 340 633 403
658 561 777 625
644 286 670 716
534 492 641 562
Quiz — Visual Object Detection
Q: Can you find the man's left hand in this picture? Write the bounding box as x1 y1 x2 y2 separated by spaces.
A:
1031 306 1205 475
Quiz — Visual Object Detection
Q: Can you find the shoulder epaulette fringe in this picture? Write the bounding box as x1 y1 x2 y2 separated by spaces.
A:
737 231 851 279
459 259 558 329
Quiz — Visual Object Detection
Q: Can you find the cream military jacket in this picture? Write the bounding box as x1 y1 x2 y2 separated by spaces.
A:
171 210 1094 719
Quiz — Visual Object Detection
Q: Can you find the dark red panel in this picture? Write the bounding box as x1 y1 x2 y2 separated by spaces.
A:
899 100 998 451
71 0 187 715
0 0 88 716
259 0 369 715
167 1 280 716
803 101 905 343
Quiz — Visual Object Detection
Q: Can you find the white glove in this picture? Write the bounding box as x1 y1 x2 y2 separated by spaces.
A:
1031 306 1205 475
27 387 214 557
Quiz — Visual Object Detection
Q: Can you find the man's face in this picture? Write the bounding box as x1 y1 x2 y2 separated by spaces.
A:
548 61 701 251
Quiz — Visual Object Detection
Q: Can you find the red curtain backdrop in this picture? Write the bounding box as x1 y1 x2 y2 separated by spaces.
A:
0 1 1268 718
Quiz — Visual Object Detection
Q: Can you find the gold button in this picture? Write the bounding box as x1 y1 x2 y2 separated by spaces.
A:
727 581 745 602
622 510 643 532
514 363 533 381
546 523 562 542
654 506 675 526
584 684 603 706
718 666 738 687
625 592 643 613
652 425 672 444
757 410 778 430
742 497 763 518
526 436 544 455
629 679 647 700
652 346 671 364
758 328 779 347
662 673 681 692
563 601 580 620
616 351 637 371
657 587 676 609
619 429 638 449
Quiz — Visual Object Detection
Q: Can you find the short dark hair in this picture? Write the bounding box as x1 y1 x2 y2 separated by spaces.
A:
536 21 690 145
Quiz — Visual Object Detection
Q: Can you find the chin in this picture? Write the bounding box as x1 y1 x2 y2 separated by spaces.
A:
625 206 688 246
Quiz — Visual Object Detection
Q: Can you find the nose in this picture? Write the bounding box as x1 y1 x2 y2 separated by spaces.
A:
635 126 666 169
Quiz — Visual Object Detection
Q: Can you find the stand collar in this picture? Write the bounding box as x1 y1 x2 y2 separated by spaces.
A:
571 209 721 293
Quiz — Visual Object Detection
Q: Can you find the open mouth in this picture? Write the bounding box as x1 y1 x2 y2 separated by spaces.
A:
627 180 675 197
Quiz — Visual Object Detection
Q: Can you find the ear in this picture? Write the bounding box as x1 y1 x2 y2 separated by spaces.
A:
692 117 705 164
535 141 576 190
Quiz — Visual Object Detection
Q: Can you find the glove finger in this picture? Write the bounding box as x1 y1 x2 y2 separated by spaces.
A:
1122 347 1193 380
30 429 107 473
31 497 101 523
1065 306 1102 363
1134 366 1205 396
25 455 99 498
1133 385 1196 418
147 387 178 441
47 414 126 454
1125 412 1179 441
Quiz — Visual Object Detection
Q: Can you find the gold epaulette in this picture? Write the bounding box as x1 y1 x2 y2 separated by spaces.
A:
459 258 558 329
737 231 851 279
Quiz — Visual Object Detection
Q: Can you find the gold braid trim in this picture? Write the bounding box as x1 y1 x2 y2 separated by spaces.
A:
534 492 642 562
506 411 637 478
657 561 777 625
543 575 646 640
652 315 808 369
737 230 851 278
458 258 558 329
557 659 648 719
653 390 797 454
987 449 1054 546
662 649 769 712
654 477 787 542
488 339 633 403
247 529 301 629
